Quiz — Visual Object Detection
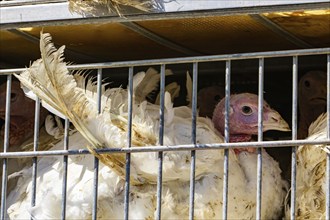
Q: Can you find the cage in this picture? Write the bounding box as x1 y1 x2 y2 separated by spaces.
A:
0 0 330 219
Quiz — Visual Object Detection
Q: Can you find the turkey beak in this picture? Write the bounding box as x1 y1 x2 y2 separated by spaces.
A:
263 110 291 132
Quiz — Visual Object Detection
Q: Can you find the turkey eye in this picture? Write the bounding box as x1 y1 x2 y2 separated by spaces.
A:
242 106 253 115
11 93 17 102
214 95 221 102
304 80 310 88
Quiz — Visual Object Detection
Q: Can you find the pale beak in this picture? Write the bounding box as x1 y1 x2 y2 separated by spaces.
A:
263 110 291 132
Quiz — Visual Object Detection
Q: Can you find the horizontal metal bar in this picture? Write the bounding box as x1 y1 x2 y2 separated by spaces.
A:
1 1 329 30
0 2 82 29
0 0 67 7
0 139 329 158
1 47 329 75
30 48 330 70
1 0 327 8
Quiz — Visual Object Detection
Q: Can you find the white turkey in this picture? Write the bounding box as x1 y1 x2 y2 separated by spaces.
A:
286 113 329 219
285 70 328 219
8 32 290 219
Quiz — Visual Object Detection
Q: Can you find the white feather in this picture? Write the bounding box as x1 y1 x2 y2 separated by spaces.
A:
186 71 193 107
286 113 329 219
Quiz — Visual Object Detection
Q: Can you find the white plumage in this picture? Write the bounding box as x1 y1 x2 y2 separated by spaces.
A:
284 70 328 219
286 113 329 219
8 32 290 219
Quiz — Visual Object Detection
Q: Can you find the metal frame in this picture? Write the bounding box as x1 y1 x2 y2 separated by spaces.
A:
0 47 330 219
1 1 330 29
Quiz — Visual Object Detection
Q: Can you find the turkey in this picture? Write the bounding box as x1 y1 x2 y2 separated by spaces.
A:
184 72 224 118
276 70 327 180
284 70 328 219
298 70 327 139
0 81 49 148
197 85 224 118
0 81 59 196
9 32 290 219
5 65 176 217
286 113 329 219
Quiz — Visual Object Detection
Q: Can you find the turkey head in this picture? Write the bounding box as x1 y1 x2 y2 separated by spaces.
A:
212 93 290 153
0 81 48 148
197 85 224 118
298 71 327 139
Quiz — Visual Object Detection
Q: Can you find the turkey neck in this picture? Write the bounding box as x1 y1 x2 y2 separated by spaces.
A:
298 103 326 139
228 134 252 143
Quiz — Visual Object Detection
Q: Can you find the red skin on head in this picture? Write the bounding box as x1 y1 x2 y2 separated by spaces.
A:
212 93 269 135
212 93 288 154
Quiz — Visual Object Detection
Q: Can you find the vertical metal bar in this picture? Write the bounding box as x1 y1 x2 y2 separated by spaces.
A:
222 60 231 220
92 68 103 220
61 118 70 220
291 56 298 220
124 67 134 220
92 153 99 220
96 69 103 113
189 62 198 220
0 75 11 220
326 54 330 220
31 97 41 213
256 58 264 220
156 64 166 220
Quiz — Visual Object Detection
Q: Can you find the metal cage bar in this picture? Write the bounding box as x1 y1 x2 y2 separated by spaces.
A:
290 56 299 220
61 118 70 220
92 153 99 220
0 75 11 220
256 58 264 220
326 54 330 220
156 64 166 220
1 139 330 158
31 97 41 212
1 1 329 30
189 62 198 220
57 48 330 71
124 66 134 220
1 48 329 76
92 68 103 220
222 60 231 219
